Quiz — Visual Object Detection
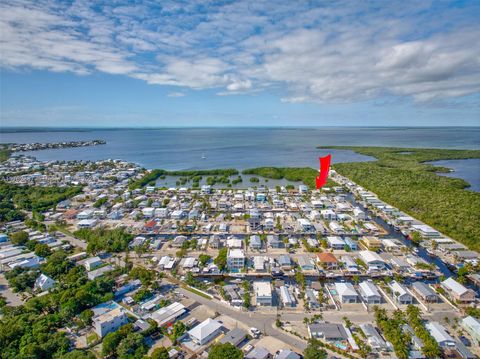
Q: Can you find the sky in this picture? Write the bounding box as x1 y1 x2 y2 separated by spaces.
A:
0 0 479 127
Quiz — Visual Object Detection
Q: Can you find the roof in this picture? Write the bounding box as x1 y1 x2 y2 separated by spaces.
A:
309 323 348 340
335 282 358 297
218 328 247 346
412 281 437 297
389 280 409 297
359 250 385 263
245 346 270 359
253 281 272 297
426 322 454 344
359 281 380 298
276 350 301 359
461 316 480 335
188 318 222 341
442 277 469 296
317 252 338 263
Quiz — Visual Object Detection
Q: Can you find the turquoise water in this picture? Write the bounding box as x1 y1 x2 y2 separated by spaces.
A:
1 127 479 189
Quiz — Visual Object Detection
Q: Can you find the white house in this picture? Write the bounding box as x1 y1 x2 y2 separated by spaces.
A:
188 318 223 345
327 236 346 250
84 256 103 271
93 307 129 337
335 282 359 303
34 273 55 292
389 281 413 305
227 249 245 271
425 322 455 347
359 250 386 270
358 281 382 304
254 281 272 306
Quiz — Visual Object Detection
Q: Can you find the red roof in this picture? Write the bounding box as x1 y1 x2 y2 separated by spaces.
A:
317 252 338 263
144 220 157 228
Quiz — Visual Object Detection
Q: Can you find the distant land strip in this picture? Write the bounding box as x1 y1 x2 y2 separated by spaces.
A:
318 146 480 251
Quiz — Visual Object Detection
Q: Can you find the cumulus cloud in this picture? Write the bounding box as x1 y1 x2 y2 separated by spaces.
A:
1 0 479 105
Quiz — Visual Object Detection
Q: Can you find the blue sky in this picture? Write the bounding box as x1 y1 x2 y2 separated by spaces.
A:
1 0 479 127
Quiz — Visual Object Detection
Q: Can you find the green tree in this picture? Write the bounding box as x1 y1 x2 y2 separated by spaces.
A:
151 347 169 359
34 243 52 258
102 332 122 357
303 339 327 359
10 231 29 245
208 343 243 359
214 247 228 271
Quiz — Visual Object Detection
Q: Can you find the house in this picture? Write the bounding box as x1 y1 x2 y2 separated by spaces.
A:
358 281 382 304
305 288 320 309
425 322 455 347
279 286 296 307
172 235 187 248
298 218 314 231
267 235 282 248
149 302 186 326
34 273 55 292
227 249 245 271
297 256 316 271
245 347 271 359
360 324 390 352
411 282 438 303
254 281 272 306
83 256 103 271
441 277 477 304
77 219 98 228
316 252 339 270
219 328 247 347
353 208 365 221
298 185 308 193
327 236 346 250
253 256 268 272
277 254 292 269
77 209 93 220
171 210 185 220
308 323 348 341
389 281 413 305
359 250 386 270
187 318 223 345
223 284 244 307
249 235 262 250
460 316 480 345
275 350 301 359
412 225 440 238
341 256 360 274
360 236 382 251
344 237 358 251
93 307 129 338
335 282 359 303
321 209 336 221
88 265 114 280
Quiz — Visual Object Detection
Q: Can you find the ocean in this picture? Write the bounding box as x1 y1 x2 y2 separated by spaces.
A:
1 127 479 190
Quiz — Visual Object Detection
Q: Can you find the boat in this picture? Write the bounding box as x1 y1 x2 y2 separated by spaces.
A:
201 153 206 159
426 248 436 257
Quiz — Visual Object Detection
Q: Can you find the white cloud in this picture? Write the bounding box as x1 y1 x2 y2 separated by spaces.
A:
1 0 479 105
167 92 185 97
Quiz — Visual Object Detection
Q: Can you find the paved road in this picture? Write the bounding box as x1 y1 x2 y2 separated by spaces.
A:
176 286 308 350
0 273 24 306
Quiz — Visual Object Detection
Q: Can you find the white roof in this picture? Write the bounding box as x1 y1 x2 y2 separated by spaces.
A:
359 250 385 264
389 280 409 297
327 236 345 245
359 281 380 298
188 318 222 341
461 316 480 335
442 277 468 296
426 322 454 344
254 281 272 297
335 282 358 297
228 249 245 258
